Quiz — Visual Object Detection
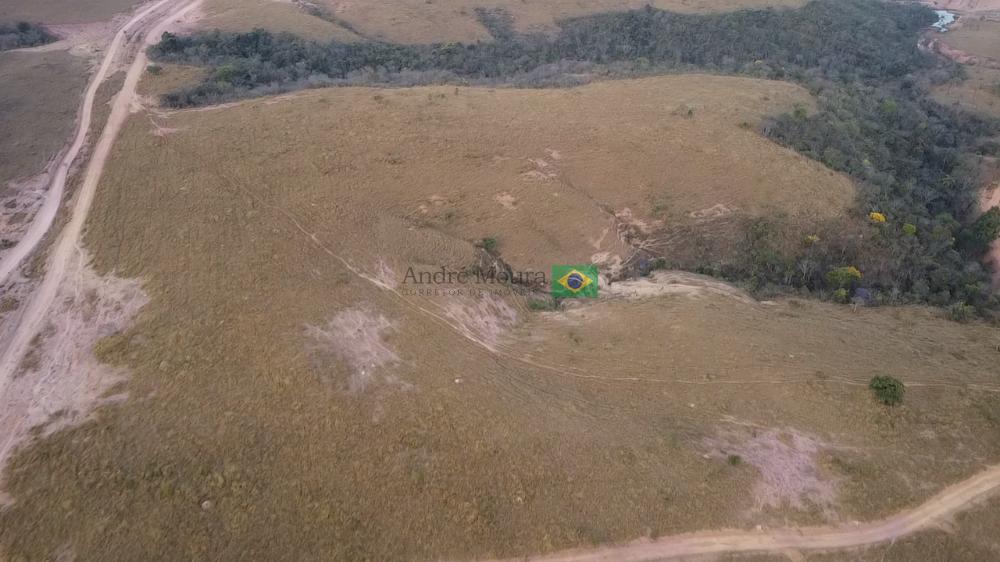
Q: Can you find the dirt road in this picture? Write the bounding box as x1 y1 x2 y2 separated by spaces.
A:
0 0 174 287
498 463 1000 561
0 0 200 424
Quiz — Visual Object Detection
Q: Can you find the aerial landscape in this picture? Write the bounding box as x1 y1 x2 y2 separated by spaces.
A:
0 0 999 560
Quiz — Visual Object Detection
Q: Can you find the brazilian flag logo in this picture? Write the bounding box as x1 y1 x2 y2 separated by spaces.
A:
551 265 599 298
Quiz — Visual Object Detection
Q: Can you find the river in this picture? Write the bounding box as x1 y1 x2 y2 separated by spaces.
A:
932 10 957 31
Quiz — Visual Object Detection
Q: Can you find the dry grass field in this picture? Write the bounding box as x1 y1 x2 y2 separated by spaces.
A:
139 62 207 100
1 77 999 561
0 50 88 187
0 0 139 24
199 0 806 43
941 16 1000 62
200 0 360 42
807 497 1000 561
153 75 852 276
930 15 1000 118
932 65 1000 118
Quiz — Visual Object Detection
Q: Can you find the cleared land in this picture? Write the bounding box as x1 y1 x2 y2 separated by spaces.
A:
1 77 998 561
199 0 806 43
0 0 139 24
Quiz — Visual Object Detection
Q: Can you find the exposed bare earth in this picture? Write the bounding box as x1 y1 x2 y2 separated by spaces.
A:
0 0 198 512
809 495 1000 561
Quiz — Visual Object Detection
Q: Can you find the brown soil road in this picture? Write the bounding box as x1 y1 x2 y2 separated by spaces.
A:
494 464 1000 561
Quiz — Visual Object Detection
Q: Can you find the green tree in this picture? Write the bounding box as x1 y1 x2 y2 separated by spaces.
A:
959 207 1000 254
869 375 904 406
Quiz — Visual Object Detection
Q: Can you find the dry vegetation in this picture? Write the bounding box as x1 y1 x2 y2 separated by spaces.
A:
1 77 999 561
200 0 360 42
325 0 806 43
931 16 1000 117
807 496 1000 561
146 75 853 274
941 16 1000 61
0 0 139 24
0 50 88 187
138 62 207 100
932 65 1000 118
199 0 806 43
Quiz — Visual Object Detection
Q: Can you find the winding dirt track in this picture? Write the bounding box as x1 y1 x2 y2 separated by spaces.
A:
0 0 199 412
501 463 1000 561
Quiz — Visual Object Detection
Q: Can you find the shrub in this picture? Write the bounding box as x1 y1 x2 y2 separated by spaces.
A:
528 297 557 311
832 287 849 303
868 211 887 224
902 223 917 236
826 266 862 289
480 237 498 252
948 301 975 323
0 22 56 51
869 375 905 406
147 64 162 75
959 207 1000 255
727 454 742 466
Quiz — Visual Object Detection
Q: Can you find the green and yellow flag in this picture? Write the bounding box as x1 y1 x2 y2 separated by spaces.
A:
551 265 599 298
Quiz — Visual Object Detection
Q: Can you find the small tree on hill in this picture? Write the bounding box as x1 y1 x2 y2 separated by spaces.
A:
869 375 904 406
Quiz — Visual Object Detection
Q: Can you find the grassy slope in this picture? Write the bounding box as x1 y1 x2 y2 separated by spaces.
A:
316 0 806 43
1 78 998 561
942 18 1000 61
0 0 138 24
201 0 360 42
0 50 88 187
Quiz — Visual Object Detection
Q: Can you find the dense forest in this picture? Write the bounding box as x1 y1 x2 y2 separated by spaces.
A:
0 22 56 51
149 0 1000 309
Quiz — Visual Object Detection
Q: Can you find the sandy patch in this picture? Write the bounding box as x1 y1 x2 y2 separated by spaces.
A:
306 306 401 392
705 427 838 513
0 172 50 259
443 292 518 349
494 192 518 210
0 256 148 484
602 270 757 303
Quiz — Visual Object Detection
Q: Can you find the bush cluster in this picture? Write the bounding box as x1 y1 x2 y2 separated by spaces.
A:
0 22 56 51
869 375 905 406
